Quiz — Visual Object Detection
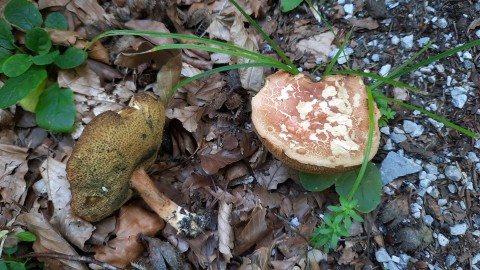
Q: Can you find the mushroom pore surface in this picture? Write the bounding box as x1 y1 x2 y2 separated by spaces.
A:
251 71 381 174
67 92 165 222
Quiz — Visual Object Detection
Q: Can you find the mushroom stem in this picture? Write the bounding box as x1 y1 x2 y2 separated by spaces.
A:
130 169 205 238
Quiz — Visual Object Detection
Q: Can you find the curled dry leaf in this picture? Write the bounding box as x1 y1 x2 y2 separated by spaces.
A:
349 17 379 30
218 202 234 262
23 212 87 270
94 204 165 268
41 157 94 249
138 234 184 270
125 20 174 46
199 145 244 175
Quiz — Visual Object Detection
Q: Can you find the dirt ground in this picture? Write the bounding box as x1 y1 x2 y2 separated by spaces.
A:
1 0 480 269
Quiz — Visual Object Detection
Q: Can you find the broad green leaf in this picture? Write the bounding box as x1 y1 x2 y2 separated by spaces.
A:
36 84 75 132
54 47 87 69
0 49 13 73
15 231 36 242
3 245 18 255
25 27 51 55
45 12 68 30
19 79 45 112
0 18 15 50
299 171 340 192
0 261 7 270
334 162 382 213
32 50 59 65
2 54 33 77
281 0 304 12
4 0 42 31
4 261 26 270
0 65 47 108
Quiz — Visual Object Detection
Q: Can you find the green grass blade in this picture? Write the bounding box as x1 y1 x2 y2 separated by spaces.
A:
347 86 375 201
324 29 353 75
329 70 426 94
167 62 284 98
376 95 479 138
150 43 288 68
371 39 480 90
228 0 299 74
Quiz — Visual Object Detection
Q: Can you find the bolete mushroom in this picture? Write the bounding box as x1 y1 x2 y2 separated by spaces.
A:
67 92 204 237
251 71 381 174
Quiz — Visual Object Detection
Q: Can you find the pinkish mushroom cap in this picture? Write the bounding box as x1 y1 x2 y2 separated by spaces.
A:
251 70 381 174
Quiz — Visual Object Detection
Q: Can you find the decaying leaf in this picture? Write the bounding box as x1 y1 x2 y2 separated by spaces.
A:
254 159 296 190
199 146 244 175
234 205 270 255
349 17 379 30
218 201 234 261
138 234 184 270
166 106 205 133
125 20 174 46
295 31 335 63
0 144 28 224
41 157 94 249
94 204 165 268
23 212 87 270
58 66 104 97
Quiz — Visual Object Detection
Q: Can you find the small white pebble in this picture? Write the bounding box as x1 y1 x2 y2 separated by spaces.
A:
450 223 468 236
437 233 449 246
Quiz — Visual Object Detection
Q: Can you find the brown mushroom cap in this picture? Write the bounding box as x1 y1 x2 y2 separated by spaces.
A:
251 71 381 174
67 92 165 222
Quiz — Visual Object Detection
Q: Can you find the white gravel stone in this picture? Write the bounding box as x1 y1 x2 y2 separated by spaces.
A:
428 118 445 129
393 127 405 134
450 223 468 236
380 126 390 135
401 35 414 50
343 3 354 15
379 64 392 76
383 138 395 151
445 166 462 181
329 47 354 64
390 133 408 143
403 120 424 137
424 164 439 175
391 35 400 45
371 53 380 62
438 198 448 207
476 30 480 39
380 152 423 184
375 247 391 262
446 255 456 266
475 139 480 149
436 18 448 28
437 233 449 246
448 184 457 193
423 215 434 226
450 87 469 108
418 37 430 46
467 152 479 162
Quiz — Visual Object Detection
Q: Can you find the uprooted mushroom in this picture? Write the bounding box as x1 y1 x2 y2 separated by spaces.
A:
67 92 205 237
251 71 381 174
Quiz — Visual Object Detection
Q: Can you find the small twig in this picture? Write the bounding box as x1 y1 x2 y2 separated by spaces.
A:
16 252 123 270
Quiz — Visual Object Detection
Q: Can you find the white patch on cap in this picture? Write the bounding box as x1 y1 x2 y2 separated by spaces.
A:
278 84 294 100
322 86 337 98
296 99 318 120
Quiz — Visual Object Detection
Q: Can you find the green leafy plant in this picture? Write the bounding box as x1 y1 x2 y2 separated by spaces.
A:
0 230 38 270
0 0 87 132
86 0 479 253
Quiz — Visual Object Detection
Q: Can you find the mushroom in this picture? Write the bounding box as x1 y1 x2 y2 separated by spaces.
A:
67 92 205 237
251 71 381 174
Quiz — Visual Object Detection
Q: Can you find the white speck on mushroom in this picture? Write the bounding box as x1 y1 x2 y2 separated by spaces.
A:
296 100 317 120
102 186 108 192
278 84 294 100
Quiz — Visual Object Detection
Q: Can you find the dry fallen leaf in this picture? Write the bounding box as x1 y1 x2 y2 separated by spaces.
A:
166 106 205 133
218 201 234 261
23 212 87 270
199 145 244 175
295 31 335 63
254 159 295 190
125 20 174 46
349 17 379 30
40 157 94 249
234 205 270 255
0 144 28 205
94 204 165 268
58 66 104 97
